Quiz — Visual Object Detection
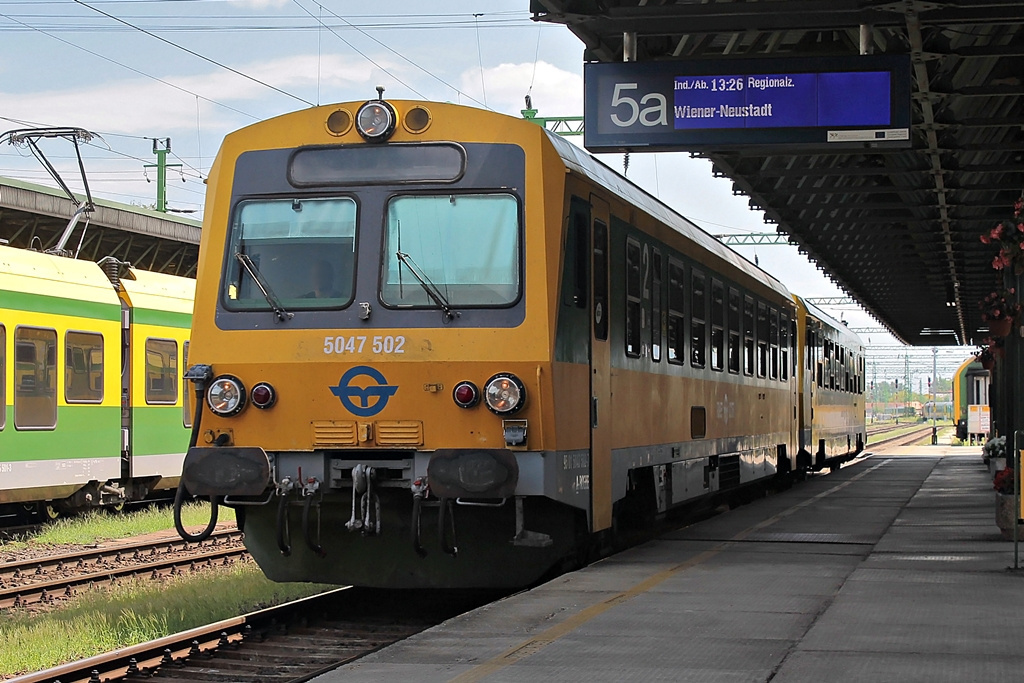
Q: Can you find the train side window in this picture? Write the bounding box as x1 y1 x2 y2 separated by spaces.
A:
727 287 740 374
625 238 642 358
756 302 768 378
743 295 754 376
667 258 685 364
769 307 779 380
183 341 192 428
780 313 790 381
0 324 5 430
65 331 103 403
145 338 178 405
565 209 589 309
14 326 57 430
690 270 706 368
651 249 662 362
593 220 609 341
710 278 724 371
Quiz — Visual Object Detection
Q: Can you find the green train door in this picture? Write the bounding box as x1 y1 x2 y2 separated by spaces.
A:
590 195 613 532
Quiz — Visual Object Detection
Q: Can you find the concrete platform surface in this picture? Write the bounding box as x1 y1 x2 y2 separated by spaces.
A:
318 453 1024 682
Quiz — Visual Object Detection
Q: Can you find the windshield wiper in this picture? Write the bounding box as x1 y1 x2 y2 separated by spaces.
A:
235 252 293 322
395 251 459 322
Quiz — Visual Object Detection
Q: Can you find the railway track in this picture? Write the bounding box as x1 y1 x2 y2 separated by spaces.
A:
12 587 499 683
866 424 939 450
0 530 246 610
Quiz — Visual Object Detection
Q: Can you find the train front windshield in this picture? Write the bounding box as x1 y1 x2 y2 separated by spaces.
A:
381 193 520 308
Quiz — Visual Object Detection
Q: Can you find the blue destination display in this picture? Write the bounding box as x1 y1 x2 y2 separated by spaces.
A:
673 71 891 130
583 55 911 151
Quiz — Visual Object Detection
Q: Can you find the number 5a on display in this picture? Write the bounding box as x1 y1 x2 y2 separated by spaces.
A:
609 83 668 128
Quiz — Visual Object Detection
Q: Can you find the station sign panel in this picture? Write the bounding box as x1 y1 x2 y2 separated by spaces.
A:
584 54 912 152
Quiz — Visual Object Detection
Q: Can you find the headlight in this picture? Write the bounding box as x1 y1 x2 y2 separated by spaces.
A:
356 100 396 142
207 375 246 416
483 373 526 415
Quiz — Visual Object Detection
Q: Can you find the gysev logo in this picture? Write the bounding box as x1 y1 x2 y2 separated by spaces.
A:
329 366 398 417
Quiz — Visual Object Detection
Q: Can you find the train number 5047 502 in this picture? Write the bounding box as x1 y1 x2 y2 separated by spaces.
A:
323 335 406 355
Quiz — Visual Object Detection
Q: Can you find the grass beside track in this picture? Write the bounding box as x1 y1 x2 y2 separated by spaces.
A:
0 561 332 677
0 502 234 551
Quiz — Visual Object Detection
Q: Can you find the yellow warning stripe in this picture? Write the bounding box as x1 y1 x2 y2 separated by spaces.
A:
450 458 887 683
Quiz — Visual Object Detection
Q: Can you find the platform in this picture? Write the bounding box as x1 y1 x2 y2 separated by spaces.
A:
320 449 1024 682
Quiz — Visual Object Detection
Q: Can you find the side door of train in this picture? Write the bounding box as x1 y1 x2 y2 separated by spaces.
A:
589 195 613 532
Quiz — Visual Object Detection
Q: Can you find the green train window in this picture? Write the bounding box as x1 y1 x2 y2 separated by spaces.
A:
382 193 520 307
65 331 103 404
14 326 57 430
0 324 5 431
769 307 780 380
625 238 642 358
756 302 768 378
145 338 178 405
780 313 791 382
710 278 724 371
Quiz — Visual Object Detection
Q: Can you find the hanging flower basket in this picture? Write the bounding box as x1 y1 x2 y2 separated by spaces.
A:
990 315 1014 337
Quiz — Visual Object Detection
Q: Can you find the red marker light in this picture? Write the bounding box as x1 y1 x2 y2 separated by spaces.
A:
452 381 480 409
251 382 276 409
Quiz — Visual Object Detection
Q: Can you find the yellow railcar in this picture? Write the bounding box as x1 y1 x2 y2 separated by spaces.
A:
181 97 862 588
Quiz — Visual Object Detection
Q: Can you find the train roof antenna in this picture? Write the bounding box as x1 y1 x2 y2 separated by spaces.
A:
0 126 99 257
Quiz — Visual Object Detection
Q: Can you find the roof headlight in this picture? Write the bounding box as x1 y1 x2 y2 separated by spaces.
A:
356 97 397 143
483 373 526 415
207 375 246 416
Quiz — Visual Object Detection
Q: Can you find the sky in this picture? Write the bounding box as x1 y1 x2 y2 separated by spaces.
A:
0 0 973 383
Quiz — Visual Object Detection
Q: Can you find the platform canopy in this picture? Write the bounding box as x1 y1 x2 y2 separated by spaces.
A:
0 176 200 276
533 0 1024 346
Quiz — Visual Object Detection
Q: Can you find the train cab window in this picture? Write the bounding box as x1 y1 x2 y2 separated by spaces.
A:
690 270 706 368
145 339 178 405
225 197 357 311
756 302 768 378
743 295 755 376
564 210 589 309
183 341 192 428
709 279 724 371
651 250 662 362
780 313 790 382
667 259 685 364
727 288 740 374
383 194 520 308
14 327 57 430
0 324 5 430
65 331 103 403
769 307 780 380
625 238 642 358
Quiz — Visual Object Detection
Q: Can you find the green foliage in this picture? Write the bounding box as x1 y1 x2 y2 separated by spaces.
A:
0 562 330 676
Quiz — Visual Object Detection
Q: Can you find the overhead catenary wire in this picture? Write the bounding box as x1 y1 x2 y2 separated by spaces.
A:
72 0 315 107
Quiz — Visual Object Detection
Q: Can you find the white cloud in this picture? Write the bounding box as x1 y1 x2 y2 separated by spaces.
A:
0 53 378 136
461 61 583 118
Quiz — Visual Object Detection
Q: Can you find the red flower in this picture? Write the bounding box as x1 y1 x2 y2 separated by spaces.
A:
994 467 1014 495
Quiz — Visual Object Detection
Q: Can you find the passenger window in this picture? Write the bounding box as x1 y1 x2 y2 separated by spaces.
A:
183 341 192 428
769 307 779 380
780 313 790 382
710 278 724 371
145 339 178 405
743 295 755 376
14 327 57 430
667 259 685 364
625 238 642 358
756 302 768 378
65 331 103 403
651 250 662 362
0 324 5 430
727 288 740 374
565 210 589 309
690 270 706 368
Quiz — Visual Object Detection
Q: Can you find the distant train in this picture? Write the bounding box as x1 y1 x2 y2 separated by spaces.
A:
953 356 990 442
0 245 193 521
179 98 866 589
922 401 953 422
